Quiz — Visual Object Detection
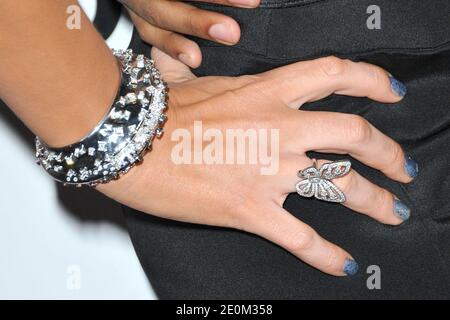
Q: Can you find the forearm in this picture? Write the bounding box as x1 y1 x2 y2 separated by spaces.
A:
0 0 119 146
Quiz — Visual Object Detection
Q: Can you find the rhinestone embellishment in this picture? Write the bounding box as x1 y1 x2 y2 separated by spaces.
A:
35 49 168 186
296 160 351 203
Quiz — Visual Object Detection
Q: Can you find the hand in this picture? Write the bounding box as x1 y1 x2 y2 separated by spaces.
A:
120 0 260 68
98 49 415 276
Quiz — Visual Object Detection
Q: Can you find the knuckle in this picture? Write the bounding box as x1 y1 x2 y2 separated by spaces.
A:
345 115 372 144
283 227 315 253
316 56 347 77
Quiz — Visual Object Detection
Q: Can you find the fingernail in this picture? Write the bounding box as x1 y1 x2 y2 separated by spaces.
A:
208 24 236 45
404 155 419 179
394 199 411 221
178 53 192 67
389 74 407 97
343 259 359 276
228 0 258 7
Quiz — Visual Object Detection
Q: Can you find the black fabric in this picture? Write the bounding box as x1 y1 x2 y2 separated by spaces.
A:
93 0 122 39
124 0 450 299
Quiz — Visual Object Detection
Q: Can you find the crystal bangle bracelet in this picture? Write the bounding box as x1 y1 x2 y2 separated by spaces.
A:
35 49 168 187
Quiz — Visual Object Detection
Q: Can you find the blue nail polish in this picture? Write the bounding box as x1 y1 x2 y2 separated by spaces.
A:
389 75 407 97
343 259 359 276
404 155 419 179
394 199 411 221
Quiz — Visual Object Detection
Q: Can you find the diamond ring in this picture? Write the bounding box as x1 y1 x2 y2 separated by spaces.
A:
296 159 351 203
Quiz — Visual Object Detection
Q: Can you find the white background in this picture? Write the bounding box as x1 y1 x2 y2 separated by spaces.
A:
0 0 156 300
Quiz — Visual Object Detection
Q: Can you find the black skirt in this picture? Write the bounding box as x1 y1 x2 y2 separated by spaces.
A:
124 0 450 299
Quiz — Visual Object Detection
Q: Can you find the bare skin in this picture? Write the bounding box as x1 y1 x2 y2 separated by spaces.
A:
0 0 413 276
0 0 119 146
121 0 261 68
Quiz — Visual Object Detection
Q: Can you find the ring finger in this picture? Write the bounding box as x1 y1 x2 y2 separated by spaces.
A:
275 156 410 225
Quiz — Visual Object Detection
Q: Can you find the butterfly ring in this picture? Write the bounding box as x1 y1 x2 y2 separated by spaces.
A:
296 159 352 203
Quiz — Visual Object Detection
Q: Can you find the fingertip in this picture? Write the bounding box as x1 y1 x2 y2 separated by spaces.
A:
208 18 241 45
393 198 411 222
173 40 202 68
228 0 261 8
389 74 408 99
321 241 358 277
394 154 418 184
343 258 359 276
177 49 202 68
355 63 407 104
369 75 404 104
189 46 203 69
328 251 359 277
404 154 419 180
381 199 411 226
190 55 202 69
386 215 406 226
177 53 195 68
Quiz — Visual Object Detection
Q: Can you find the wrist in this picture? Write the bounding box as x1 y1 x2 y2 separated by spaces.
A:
35 50 169 186
40 53 121 147
0 0 121 148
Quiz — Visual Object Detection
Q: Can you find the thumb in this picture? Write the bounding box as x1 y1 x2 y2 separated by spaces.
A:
151 47 196 83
